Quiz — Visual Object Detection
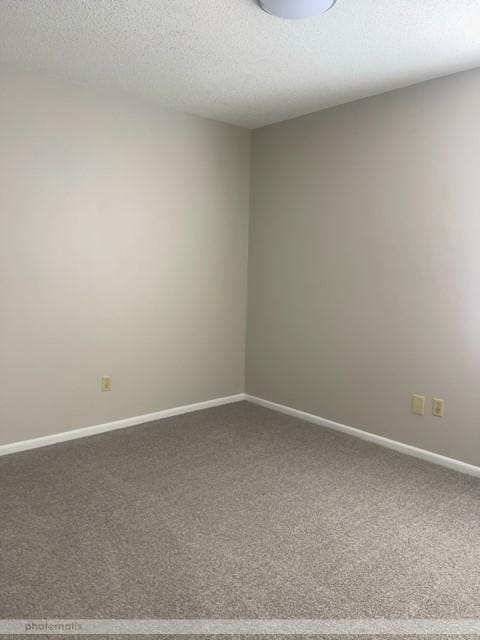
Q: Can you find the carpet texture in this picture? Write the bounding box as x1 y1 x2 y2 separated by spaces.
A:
1 400 480 638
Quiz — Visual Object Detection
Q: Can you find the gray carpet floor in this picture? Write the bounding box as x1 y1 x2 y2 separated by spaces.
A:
1 400 480 638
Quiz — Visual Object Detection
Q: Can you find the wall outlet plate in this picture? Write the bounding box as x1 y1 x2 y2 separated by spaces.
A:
432 397 445 417
411 394 425 416
101 375 112 392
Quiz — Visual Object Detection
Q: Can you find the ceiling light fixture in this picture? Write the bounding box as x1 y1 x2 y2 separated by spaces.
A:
259 0 336 19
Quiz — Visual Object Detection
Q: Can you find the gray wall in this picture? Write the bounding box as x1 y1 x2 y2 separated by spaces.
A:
0 65 250 445
247 68 480 466
3 63 480 465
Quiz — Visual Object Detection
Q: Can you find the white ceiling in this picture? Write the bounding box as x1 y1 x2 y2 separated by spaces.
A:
1 0 480 129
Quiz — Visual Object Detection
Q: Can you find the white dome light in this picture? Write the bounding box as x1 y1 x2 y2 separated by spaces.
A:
259 0 336 19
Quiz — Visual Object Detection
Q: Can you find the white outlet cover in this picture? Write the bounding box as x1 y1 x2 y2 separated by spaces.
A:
412 394 425 416
259 0 336 19
432 398 445 417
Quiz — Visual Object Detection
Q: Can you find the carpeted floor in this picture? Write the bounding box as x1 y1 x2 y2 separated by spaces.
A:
1 400 480 637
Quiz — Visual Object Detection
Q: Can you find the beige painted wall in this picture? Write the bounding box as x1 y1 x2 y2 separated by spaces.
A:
2 62 480 464
0 65 250 445
247 68 480 466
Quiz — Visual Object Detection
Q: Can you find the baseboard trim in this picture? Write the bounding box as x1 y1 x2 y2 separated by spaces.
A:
245 394 480 478
0 393 246 457
5 392 479 477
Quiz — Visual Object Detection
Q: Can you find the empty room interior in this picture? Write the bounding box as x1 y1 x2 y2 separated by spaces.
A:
2 0 480 636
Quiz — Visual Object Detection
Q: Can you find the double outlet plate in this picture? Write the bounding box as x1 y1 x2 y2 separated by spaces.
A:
412 394 444 417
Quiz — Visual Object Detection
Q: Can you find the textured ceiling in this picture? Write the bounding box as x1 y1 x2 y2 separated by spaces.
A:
1 0 480 129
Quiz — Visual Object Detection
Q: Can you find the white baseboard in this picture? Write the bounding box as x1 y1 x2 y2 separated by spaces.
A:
245 394 480 478
0 393 246 457
4 392 480 478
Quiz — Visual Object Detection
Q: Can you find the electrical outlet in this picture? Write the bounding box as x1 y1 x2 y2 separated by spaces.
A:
411 394 425 415
432 397 445 418
101 375 112 392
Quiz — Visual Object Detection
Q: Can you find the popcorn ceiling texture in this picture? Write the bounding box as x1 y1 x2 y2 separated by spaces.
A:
0 0 480 128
